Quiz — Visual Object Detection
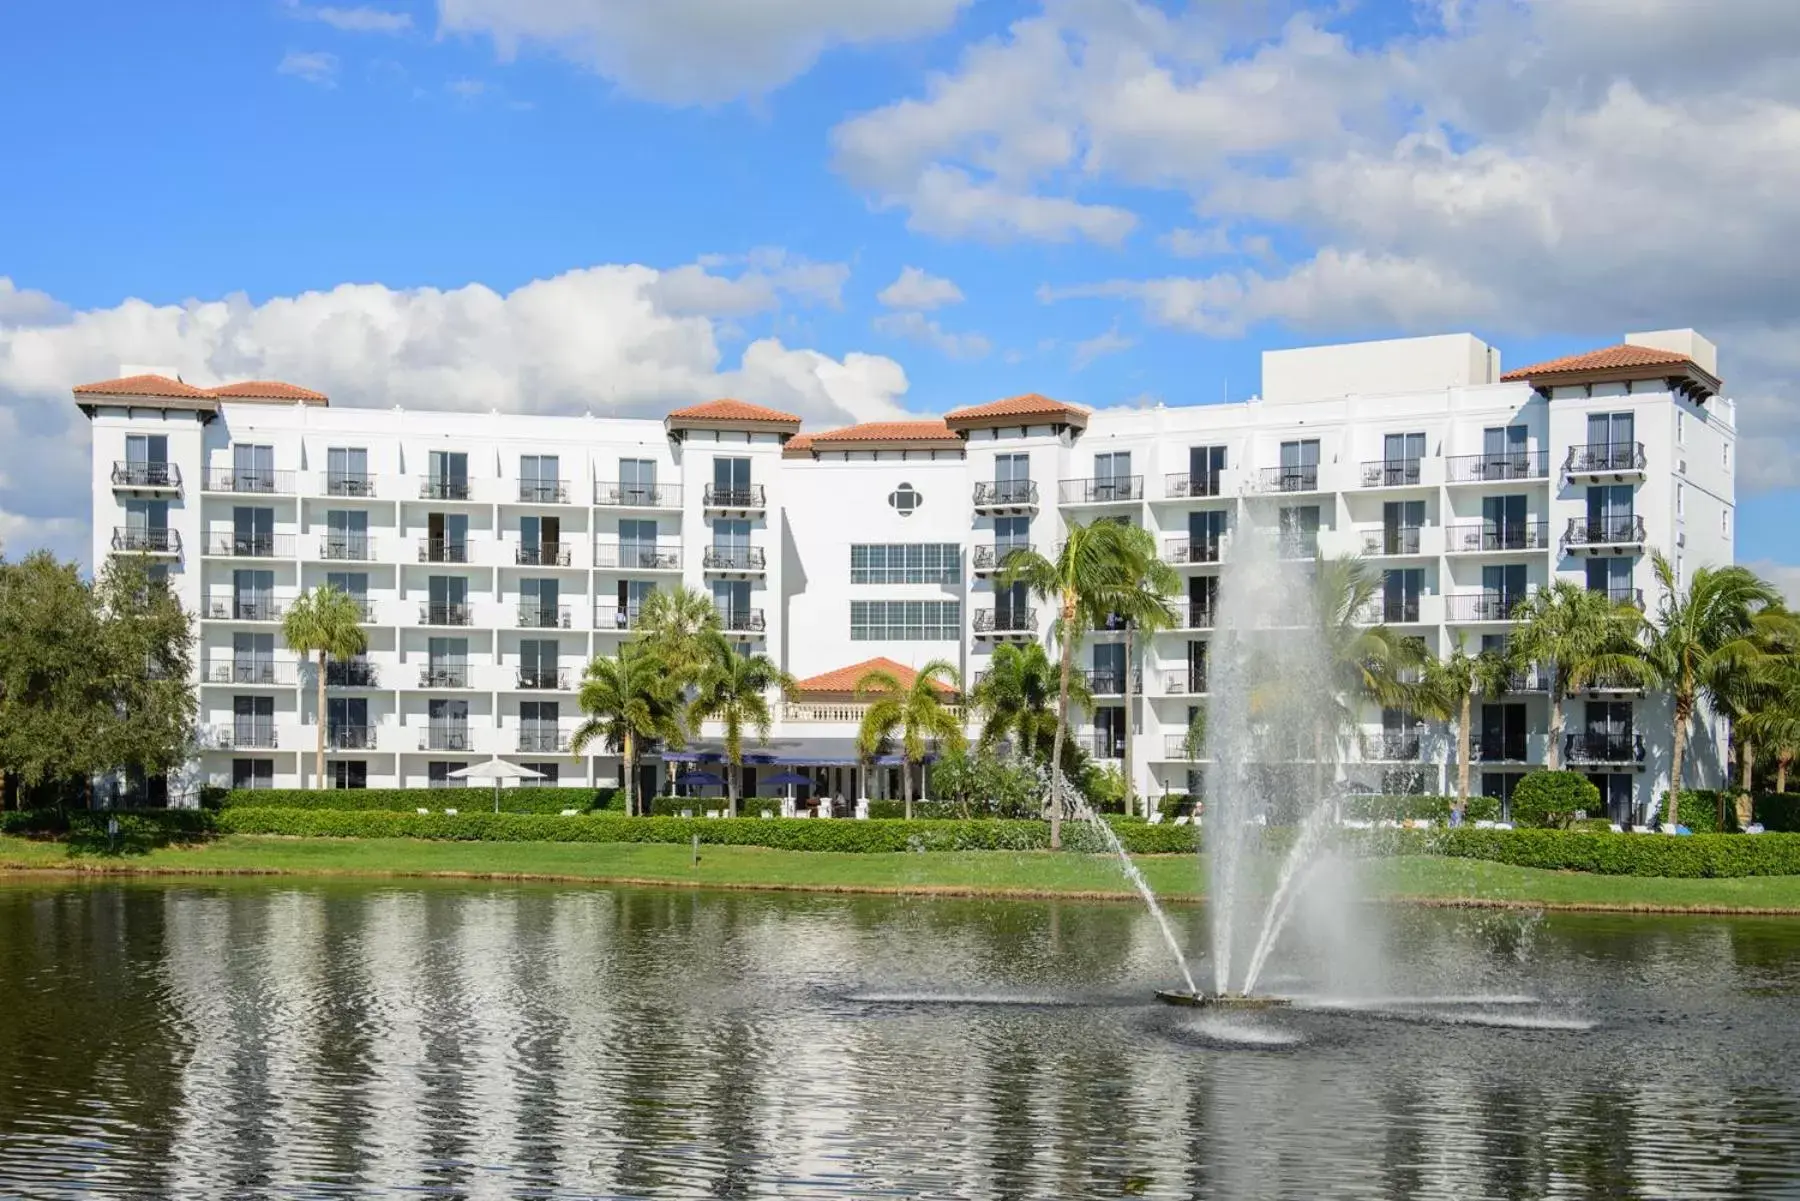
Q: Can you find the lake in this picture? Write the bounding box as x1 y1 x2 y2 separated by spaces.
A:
0 880 1797 1199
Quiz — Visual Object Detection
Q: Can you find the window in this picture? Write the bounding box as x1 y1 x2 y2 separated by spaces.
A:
231 759 274 790
519 454 560 501
1676 482 1685 518
1381 432 1427 484
1722 510 1730 537
522 762 560 785
427 761 467 789
327 447 370 496
1723 442 1730 469
1278 440 1320 490
1188 446 1226 496
850 544 960 585
1383 569 1423 623
1277 506 1320 556
713 456 752 503
429 451 469 498
620 458 657 501
887 482 923 516
993 516 1029 549
850 600 961 641
329 761 367 790
233 444 275 492
1678 412 1687 444
1585 558 1633 602
1481 426 1530 479
1481 704 1528 762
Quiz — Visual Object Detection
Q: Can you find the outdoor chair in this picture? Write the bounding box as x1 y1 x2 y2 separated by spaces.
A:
1147 811 1164 825
561 808 579 816
444 808 458 816
680 809 693 818
416 808 430 815
1172 815 1190 827
760 809 773 819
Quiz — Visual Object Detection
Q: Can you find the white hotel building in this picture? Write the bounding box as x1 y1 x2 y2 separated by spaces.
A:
79 329 1735 821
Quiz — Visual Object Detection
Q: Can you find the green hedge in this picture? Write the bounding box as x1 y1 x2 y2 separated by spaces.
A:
1666 791 1800 834
210 787 615 815
1392 826 1800 878
1340 794 1502 823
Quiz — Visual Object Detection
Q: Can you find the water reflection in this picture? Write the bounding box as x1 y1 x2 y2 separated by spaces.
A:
0 882 1797 1199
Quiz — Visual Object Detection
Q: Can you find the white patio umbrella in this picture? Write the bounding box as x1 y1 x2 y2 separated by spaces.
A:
448 759 546 813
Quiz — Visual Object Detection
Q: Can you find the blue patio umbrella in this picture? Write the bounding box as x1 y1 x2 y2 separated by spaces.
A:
677 770 725 790
763 771 811 788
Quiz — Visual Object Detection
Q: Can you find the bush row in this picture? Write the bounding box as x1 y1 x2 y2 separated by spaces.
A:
1386 826 1800 879
206 787 620 815
1339 794 1505 823
1669 791 1800 835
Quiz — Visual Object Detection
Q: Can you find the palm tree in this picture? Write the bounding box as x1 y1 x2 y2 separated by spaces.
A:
1417 636 1518 817
572 643 684 816
970 641 1091 761
1642 553 1781 826
1085 525 1178 818
1711 603 1800 796
1000 518 1137 847
282 585 367 789
687 643 793 817
1743 666 1800 793
855 660 966 819
1510 580 1650 773
633 583 726 793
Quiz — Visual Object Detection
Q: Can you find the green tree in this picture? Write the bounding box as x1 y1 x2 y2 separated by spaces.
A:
855 659 965 820
1417 636 1518 816
1511 580 1650 772
1642 553 1782 827
0 552 110 805
94 555 196 796
1084 524 1178 818
1710 602 1800 797
282 585 368 789
999 519 1137 847
633 583 727 792
572 642 684 817
688 644 793 817
1743 660 1800 793
970 641 1091 761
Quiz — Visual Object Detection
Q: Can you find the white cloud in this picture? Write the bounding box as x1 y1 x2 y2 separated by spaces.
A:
284 2 414 33
872 310 990 361
437 0 972 105
648 249 848 316
0 279 68 327
1070 326 1133 371
0 264 908 565
277 50 341 86
876 266 963 311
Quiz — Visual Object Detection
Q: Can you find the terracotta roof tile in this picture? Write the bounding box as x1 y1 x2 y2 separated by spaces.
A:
666 398 802 425
73 373 215 400
944 392 1088 424
794 656 957 695
808 419 960 443
783 433 814 453
209 379 328 403
1501 344 1693 381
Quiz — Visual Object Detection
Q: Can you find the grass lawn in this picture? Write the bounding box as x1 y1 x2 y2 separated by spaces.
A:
2 834 1799 911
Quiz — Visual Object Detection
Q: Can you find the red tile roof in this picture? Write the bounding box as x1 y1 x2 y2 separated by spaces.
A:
783 433 814 453
666 398 802 425
210 379 328 403
808 419 960 444
1501 344 1694 380
944 392 1088 425
73 373 215 400
794 656 957 695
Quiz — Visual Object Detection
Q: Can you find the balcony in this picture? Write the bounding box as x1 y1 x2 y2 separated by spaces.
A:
1163 670 1207 695
111 461 181 493
1060 475 1144 506
1565 732 1646 766
1445 521 1549 554
594 542 682 571
326 725 378 751
1504 669 1548 694
1479 736 1530 763
1598 586 1646 610
1252 465 1320 494
1164 537 1223 566
420 726 474 752
419 663 470 688
111 527 181 556
202 659 296 687
1446 592 1529 622
517 667 570 690
516 726 571 753
972 479 1038 513
973 608 1037 639
1362 526 1423 557
205 533 293 559
1164 471 1224 500
419 603 474 627
515 541 572 567
1277 533 1320 561
205 723 280 750
1363 597 1424 625
418 538 471 564
517 604 572 630
595 482 682 509
515 480 569 504
703 545 766 575
718 608 766 637
1179 602 1216 630
1359 458 1424 488
594 604 647 632
1163 735 1204 761
325 472 378 499
1565 442 1647 481
703 484 766 513
1080 668 1141 695
971 543 1032 577
203 467 295 495
326 660 379 688
1578 670 1647 696
420 478 474 501
1078 734 1126 761
320 535 375 562
1566 515 1646 553
1446 451 1550 485
1368 732 1422 761
204 593 289 622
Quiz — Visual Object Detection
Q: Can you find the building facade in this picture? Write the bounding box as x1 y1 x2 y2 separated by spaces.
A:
79 329 1736 820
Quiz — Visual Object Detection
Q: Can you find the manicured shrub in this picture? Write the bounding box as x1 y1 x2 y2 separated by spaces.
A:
210 787 612 815
1340 794 1502 824
1385 827 1800 879
1509 772 1600 829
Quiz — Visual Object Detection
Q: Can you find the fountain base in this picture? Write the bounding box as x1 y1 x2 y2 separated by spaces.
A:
1155 990 1291 1010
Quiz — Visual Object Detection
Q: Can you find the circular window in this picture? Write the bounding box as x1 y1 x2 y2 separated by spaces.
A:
888 482 922 517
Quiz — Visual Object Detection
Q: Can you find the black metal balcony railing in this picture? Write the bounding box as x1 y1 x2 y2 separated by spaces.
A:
1361 459 1423 488
596 482 682 508
517 604 571 629
516 480 569 504
973 479 1038 508
1080 669 1142 695
703 484 766 509
718 608 766 634
1164 735 1203 760
421 478 473 501
1446 450 1550 483
207 533 292 558
1565 443 1647 475
1579 670 1647 694
326 660 379 688
204 468 295 494
418 538 470 564
419 663 470 688
594 543 682 571
1080 735 1127 761
346 597 376 622
420 604 474 627
1566 515 1646 547
1446 592 1529 622
703 545 766 572
974 608 1038 635
1504 670 1547 694
1378 598 1422 624
205 659 294 686
1164 537 1223 565
1565 732 1645 764
517 667 569 690
1597 586 1646 609
420 726 473 752
1371 732 1422 761
1164 471 1223 499
1182 603 1216 629
327 725 377 751
595 605 647 631
225 723 280 750
1164 671 1208 695
1480 736 1529 763
516 541 571 567
112 527 181 554
1445 521 1549 553
111 461 180 489
1255 465 1320 493
1363 526 1423 556
207 594 286 621
321 535 373 561
517 727 570 753
972 543 1033 573
326 472 377 498
1061 475 1145 505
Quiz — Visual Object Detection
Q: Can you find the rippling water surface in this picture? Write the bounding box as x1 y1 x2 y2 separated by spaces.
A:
1 881 1797 1199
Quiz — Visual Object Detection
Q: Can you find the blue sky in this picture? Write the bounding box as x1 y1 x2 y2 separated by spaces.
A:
1 0 1796 588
